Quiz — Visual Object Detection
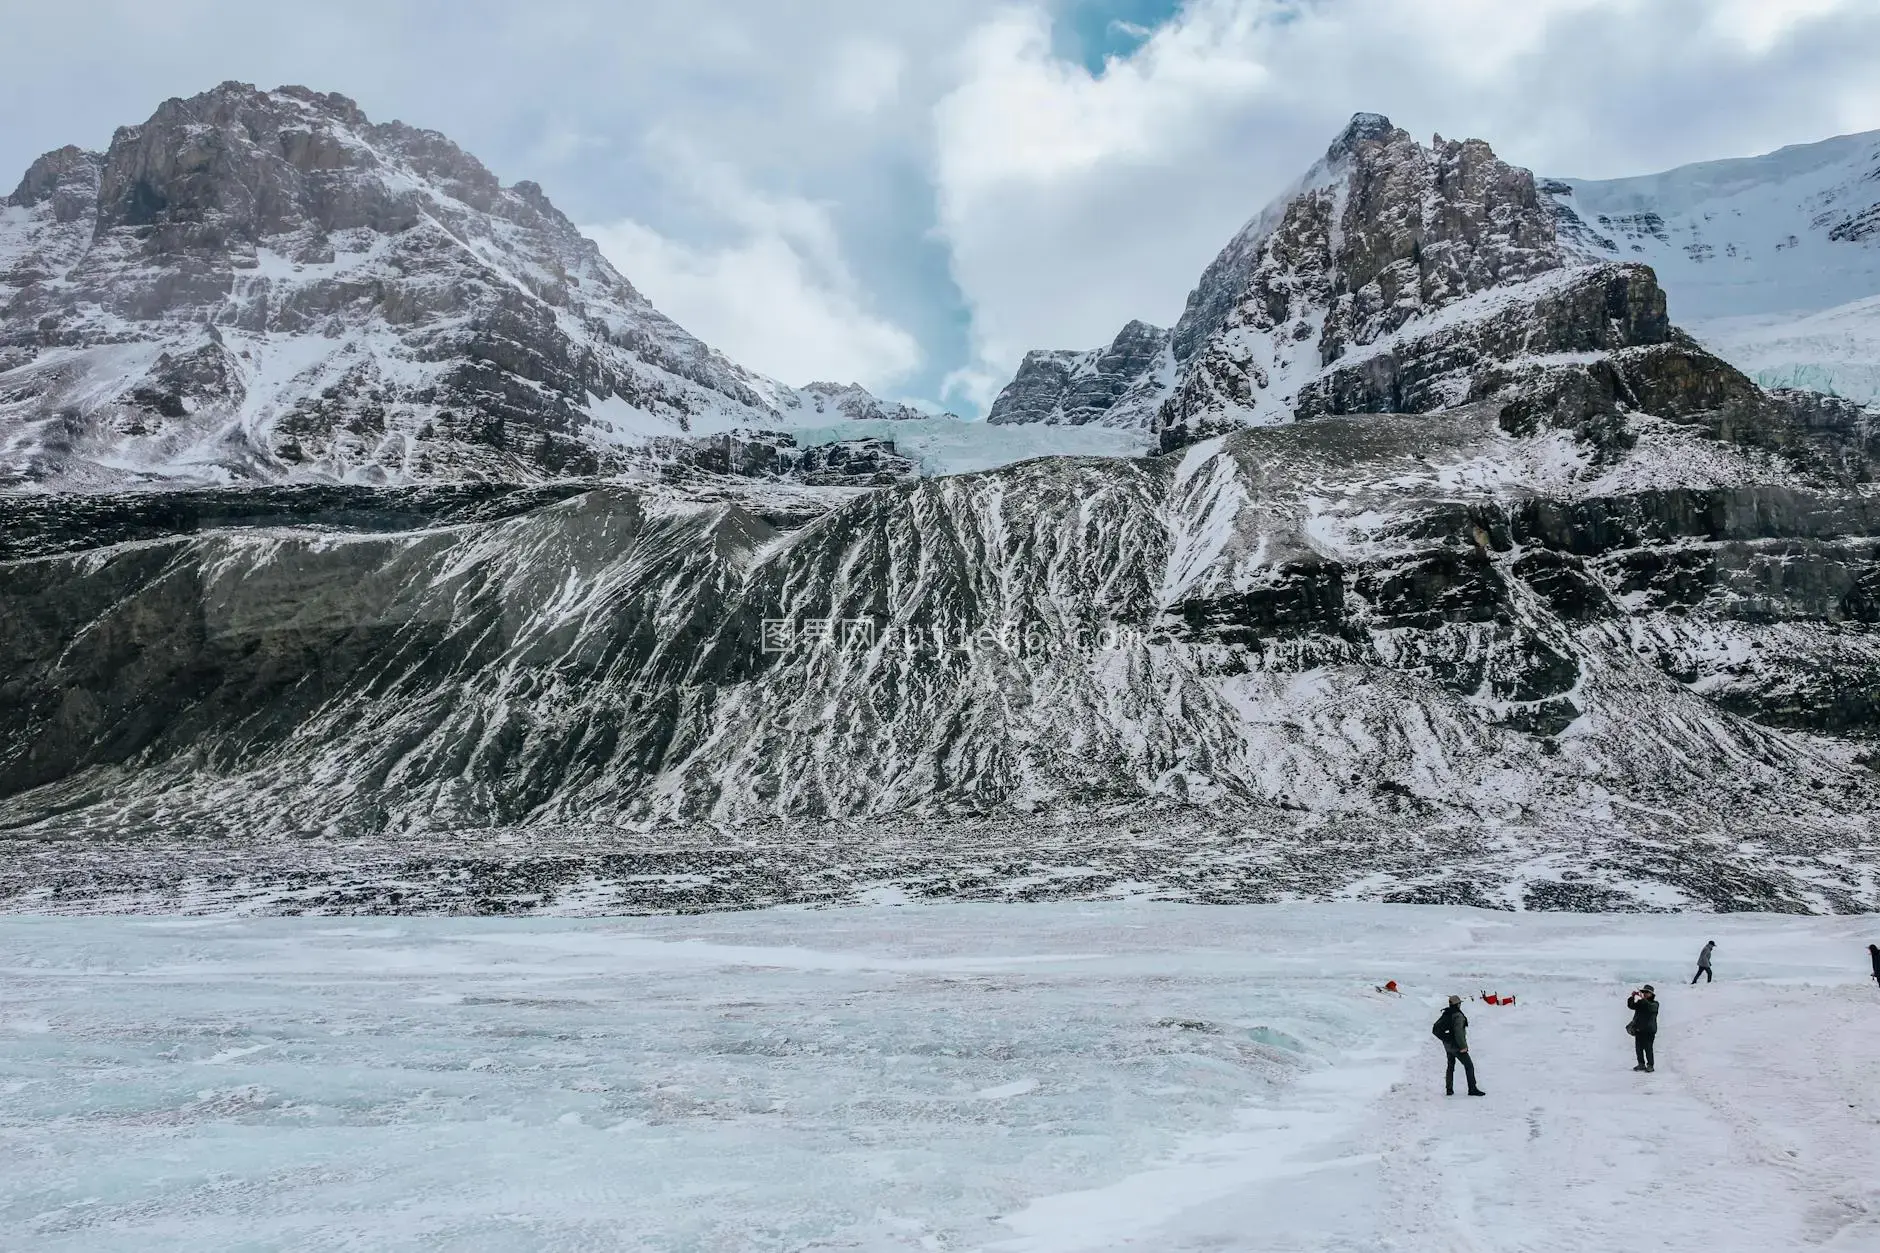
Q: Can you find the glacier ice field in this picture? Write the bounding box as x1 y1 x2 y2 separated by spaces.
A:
3 903 1878 1251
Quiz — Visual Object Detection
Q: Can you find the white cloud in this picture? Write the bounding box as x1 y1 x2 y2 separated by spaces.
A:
1707 0 1850 54
584 153 921 391
529 120 608 168
932 0 1880 409
825 37 906 117
936 8 1267 203
939 363 1012 415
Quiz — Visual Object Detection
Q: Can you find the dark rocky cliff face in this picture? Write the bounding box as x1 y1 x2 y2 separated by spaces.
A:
1159 115 1406 370
5 323 1880 909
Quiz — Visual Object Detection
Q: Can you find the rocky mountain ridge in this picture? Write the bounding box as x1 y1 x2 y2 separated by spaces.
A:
985 319 1173 428
0 82 928 490
989 114 1880 445
783 381 958 425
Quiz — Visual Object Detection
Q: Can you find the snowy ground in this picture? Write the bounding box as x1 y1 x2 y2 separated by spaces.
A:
2 904 1877 1252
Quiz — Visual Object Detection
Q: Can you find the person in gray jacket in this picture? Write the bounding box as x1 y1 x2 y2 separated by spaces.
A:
1626 985 1659 1072
1691 940 1715 984
1431 995 1485 1096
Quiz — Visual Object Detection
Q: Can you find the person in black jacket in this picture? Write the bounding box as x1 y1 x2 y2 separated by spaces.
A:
1432 995 1485 1096
1626 985 1659 1072
1869 943 1879 988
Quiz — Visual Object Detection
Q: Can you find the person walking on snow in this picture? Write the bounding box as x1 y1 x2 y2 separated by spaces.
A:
1432 995 1485 1096
1627 985 1659 1072
1691 940 1716 984
1869 943 1879 989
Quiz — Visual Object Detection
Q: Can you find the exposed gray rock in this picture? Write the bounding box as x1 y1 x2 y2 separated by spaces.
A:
1154 116 1577 448
1163 115 1403 369
985 320 1172 427
652 429 918 487
984 348 1081 425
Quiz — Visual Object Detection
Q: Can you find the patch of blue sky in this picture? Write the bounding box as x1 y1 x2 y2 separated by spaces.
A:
1051 0 1185 73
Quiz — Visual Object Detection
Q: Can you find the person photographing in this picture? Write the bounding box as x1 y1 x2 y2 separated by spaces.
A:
1625 984 1659 1072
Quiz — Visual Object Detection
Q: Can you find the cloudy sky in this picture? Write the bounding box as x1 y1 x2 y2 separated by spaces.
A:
5 0 1879 413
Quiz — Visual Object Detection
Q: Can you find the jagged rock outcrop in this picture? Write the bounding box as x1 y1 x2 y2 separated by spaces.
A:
0 83 924 488
652 429 918 486
985 319 1172 427
1154 115 1593 449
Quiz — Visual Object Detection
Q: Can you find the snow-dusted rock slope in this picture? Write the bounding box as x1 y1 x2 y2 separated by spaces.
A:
990 116 1880 439
0 82 931 488
5 337 1880 909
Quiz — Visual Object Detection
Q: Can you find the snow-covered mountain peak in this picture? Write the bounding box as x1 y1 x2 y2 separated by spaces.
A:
782 381 960 424
982 114 1414 432
0 82 922 489
1327 110 1396 156
991 113 1584 445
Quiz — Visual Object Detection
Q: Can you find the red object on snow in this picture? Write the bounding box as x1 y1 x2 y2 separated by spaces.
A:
1504 995 1516 1006
1384 980 1398 992
1482 993 1500 1005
